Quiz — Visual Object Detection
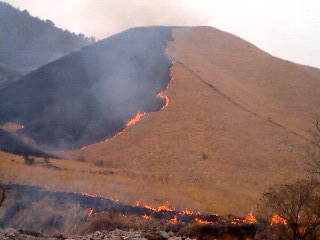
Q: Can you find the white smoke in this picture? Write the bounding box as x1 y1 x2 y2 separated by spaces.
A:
5 0 210 39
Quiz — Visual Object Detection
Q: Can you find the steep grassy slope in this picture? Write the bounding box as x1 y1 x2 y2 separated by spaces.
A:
63 27 320 214
1 26 320 216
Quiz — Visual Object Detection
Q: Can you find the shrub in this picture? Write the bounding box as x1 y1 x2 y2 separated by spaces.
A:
43 156 50 164
259 180 320 240
23 153 35 165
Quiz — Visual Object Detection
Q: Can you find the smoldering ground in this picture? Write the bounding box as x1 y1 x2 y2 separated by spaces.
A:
0 26 174 150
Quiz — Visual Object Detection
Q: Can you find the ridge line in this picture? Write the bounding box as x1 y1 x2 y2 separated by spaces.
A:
174 59 320 148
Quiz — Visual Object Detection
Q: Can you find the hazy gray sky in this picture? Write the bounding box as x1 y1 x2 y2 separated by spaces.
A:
4 0 320 68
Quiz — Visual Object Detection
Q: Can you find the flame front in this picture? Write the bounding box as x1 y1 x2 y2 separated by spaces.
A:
182 208 193 215
88 208 94 217
142 214 151 219
270 214 288 226
80 61 174 150
244 211 257 223
195 218 215 225
136 201 174 212
126 112 146 126
169 215 179 223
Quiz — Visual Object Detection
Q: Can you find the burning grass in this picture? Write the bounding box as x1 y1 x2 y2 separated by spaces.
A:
0 184 259 239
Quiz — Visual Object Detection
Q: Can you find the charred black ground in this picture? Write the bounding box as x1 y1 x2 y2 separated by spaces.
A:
0 26 173 150
0 184 258 237
0 130 56 157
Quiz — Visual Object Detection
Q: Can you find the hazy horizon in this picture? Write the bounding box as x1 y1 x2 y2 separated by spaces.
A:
3 0 320 68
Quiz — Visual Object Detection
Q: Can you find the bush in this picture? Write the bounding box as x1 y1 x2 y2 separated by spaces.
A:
259 180 320 240
43 156 50 164
23 153 35 165
93 160 105 167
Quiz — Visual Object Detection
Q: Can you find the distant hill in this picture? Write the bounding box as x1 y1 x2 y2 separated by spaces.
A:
0 63 21 87
0 27 173 149
0 1 94 71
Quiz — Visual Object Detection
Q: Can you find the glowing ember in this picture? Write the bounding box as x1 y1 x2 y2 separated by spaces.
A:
137 201 175 212
156 201 174 212
156 61 174 110
88 208 94 217
144 204 157 211
195 218 215 225
270 214 288 226
230 217 242 225
126 112 146 126
169 215 179 223
157 92 169 109
182 208 193 215
142 214 151 219
244 211 257 223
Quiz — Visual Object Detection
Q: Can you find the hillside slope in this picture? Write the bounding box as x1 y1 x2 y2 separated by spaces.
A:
1 26 320 216
63 27 320 214
0 27 173 149
0 2 93 71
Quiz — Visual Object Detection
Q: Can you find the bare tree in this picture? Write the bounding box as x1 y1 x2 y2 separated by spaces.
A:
306 149 320 177
306 120 320 171
260 180 320 240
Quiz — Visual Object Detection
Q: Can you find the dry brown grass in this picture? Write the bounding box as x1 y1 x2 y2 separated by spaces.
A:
1 26 320 216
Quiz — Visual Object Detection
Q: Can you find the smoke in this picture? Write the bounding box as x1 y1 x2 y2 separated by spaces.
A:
79 0 210 38
0 26 174 150
5 0 210 39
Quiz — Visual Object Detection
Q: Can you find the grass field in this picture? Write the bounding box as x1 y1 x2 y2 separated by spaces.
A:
1 27 319 216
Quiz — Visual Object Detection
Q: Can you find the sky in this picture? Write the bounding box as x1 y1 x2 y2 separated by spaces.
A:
4 0 320 68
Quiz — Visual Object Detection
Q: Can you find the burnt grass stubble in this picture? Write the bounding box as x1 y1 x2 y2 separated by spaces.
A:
0 184 259 239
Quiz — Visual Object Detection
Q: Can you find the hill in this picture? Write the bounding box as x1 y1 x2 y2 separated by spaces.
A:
1 26 320 216
0 63 21 87
64 26 320 214
0 27 173 149
0 1 93 71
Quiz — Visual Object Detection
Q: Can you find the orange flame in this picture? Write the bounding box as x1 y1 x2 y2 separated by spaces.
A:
137 200 174 212
230 217 242 225
142 214 151 219
169 215 179 224
80 61 174 150
244 211 257 223
88 208 94 217
195 218 215 225
144 204 157 211
182 208 194 215
156 62 174 110
126 112 146 126
157 92 169 109
156 201 174 212
270 214 287 226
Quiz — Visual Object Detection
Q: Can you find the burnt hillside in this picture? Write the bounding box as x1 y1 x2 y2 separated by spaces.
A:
0 26 173 149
